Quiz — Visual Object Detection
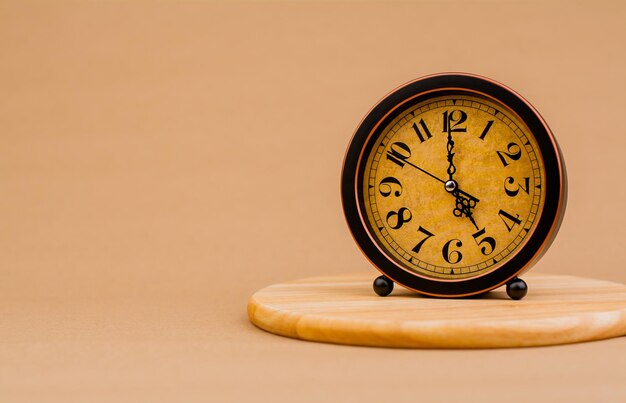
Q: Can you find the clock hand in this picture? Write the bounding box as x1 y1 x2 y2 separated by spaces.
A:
400 158 445 185
446 122 456 182
388 154 480 202
452 189 479 230
443 114 478 229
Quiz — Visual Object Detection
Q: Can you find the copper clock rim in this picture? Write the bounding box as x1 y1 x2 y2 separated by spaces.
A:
341 72 567 297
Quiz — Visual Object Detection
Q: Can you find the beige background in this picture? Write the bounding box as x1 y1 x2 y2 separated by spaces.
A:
1 1 625 402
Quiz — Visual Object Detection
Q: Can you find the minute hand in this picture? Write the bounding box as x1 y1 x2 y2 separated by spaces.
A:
395 156 480 202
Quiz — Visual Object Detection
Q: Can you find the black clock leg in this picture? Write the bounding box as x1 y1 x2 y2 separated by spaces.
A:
506 277 528 300
373 275 394 296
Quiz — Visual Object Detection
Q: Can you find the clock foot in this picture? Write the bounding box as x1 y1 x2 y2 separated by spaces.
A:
506 277 528 300
373 275 394 296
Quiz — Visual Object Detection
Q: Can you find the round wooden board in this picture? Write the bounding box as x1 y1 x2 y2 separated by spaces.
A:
248 273 626 348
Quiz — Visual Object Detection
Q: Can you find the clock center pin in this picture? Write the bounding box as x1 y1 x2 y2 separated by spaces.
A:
444 180 457 193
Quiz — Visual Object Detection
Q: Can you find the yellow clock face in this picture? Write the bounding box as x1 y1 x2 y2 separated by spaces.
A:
361 93 546 280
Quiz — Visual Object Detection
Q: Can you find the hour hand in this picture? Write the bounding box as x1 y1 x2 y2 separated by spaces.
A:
443 179 479 227
452 188 479 229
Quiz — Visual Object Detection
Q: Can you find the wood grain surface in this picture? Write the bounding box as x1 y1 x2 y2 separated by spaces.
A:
248 273 626 348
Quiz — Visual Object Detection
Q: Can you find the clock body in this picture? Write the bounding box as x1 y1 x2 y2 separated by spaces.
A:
341 73 567 297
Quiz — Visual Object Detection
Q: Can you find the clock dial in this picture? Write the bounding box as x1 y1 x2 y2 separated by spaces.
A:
342 73 566 297
360 93 546 280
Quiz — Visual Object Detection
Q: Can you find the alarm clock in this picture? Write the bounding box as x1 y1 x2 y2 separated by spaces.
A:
341 73 566 300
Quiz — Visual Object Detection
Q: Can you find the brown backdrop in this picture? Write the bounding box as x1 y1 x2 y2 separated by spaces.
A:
1 1 625 402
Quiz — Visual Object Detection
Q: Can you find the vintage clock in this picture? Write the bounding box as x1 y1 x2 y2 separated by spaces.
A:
341 73 566 300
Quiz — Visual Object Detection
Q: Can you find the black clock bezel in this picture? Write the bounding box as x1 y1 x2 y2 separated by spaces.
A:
341 73 567 297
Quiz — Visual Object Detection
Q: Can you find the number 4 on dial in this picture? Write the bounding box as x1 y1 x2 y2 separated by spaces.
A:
498 209 522 232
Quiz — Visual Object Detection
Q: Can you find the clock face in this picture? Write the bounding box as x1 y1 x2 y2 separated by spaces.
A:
361 93 545 280
342 74 566 297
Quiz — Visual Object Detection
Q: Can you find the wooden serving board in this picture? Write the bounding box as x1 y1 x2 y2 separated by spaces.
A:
248 273 626 348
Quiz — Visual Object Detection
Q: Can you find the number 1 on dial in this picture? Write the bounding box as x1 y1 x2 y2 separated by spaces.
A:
479 120 494 140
